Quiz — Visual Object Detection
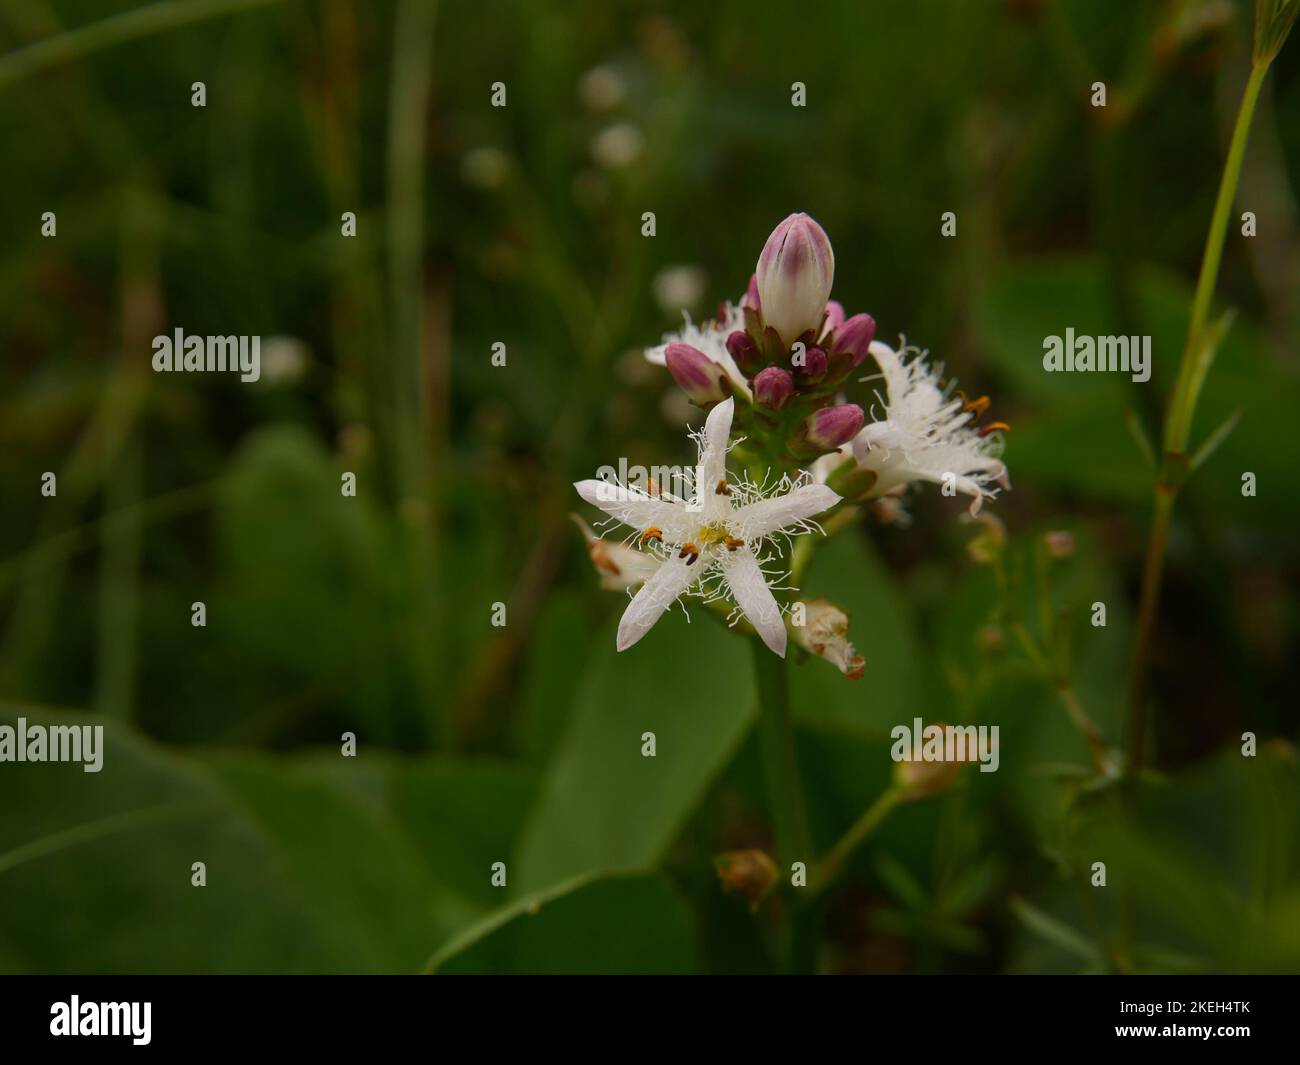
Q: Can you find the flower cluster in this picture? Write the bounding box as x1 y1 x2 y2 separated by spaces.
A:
648 213 873 461
576 213 1010 669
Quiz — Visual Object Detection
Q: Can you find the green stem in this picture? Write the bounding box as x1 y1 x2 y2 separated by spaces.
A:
386 0 440 748
1126 59 1270 773
1164 60 1269 455
811 786 902 897
751 642 811 870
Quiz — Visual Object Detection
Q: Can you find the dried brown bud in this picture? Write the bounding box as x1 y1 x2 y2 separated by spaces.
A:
791 598 865 679
1043 530 1075 559
714 848 779 910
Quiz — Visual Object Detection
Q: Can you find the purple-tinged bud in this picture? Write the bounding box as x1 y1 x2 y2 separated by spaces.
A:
832 313 876 368
795 344 828 383
755 213 835 347
821 300 845 338
804 403 865 450
665 342 726 404
753 366 794 410
742 273 761 313
725 329 762 376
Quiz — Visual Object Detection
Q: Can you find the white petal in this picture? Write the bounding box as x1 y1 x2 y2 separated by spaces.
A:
731 483 840 541
574 480 693 541
700 397 734 472
721 547 786 657
865 340 909 404
694 398 735 521
616 553 699 651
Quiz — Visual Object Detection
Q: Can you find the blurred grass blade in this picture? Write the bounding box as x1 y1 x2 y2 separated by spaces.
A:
1008 895 1102 964
1188 406 1244 473
874 853 929 911
0 0 282 88
426 872 696 974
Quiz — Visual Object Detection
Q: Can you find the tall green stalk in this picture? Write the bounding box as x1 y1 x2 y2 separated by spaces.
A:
751 643 811 870
386 0 441 747
1126 44 1281 771
751 642 817 971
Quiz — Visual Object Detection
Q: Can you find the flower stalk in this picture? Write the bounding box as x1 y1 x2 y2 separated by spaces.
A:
751 642 812 872
811 786 902 897
1126 53 1275 773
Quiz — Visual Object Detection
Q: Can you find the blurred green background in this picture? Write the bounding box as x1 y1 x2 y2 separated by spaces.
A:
0 0 1297 974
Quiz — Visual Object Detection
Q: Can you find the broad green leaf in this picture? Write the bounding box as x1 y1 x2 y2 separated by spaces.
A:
514 611 755 894
516 590 594 765
973 256 1130 405
429 872 695 974
0 706 511 973
201 425 396 743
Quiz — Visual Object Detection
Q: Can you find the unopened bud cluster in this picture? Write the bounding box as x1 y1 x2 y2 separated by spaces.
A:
664 212 876 463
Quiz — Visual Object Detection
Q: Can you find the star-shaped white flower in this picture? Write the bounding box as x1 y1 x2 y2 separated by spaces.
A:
645 302 751 397
845 340 1009 514
575 398 840 656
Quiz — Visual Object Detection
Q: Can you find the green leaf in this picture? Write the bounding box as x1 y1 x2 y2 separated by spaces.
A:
790 532 921 737
875 852 929 910
1187 405 1243 474
428 872 696 974
204 425 396 742
513 611 755 893
1008 895 1102 964
0 706 507 972
972 256 1131 405
259 751 538 912
1124 407 1156 469
516 591 594 765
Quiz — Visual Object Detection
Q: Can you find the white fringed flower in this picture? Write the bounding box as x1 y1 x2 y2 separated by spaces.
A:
574 398 840 656
645 302 751 397
847 339 1009 514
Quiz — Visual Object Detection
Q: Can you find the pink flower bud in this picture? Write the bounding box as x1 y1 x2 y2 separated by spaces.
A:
742 273 761 313
755 213 834 347
832 313 876 367
725 329 762 376
795 345 828 383
821 300 845 338
753 366 794 410
665 342 726 404
804 403 865 450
